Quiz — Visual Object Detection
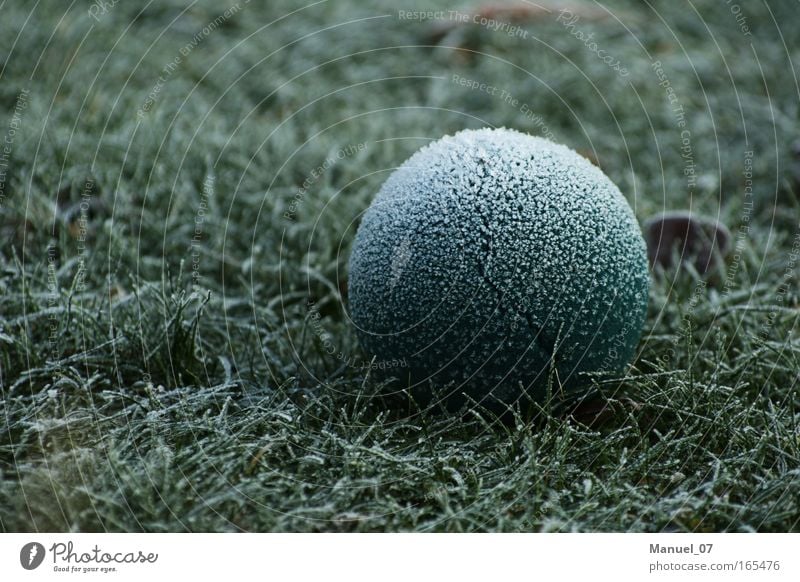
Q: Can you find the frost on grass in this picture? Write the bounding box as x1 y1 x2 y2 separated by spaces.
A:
348 128 649 408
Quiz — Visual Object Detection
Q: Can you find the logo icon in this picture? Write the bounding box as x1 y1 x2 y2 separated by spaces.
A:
20 542 45 570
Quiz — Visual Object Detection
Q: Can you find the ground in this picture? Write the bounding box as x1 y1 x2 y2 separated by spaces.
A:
1 0 799 532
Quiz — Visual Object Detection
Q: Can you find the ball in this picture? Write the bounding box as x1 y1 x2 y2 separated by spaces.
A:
348 128 649 409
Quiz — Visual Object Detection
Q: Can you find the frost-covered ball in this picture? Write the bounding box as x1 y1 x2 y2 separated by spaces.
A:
348 128 649 409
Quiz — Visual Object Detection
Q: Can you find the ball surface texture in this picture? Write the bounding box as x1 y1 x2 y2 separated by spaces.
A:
348 128 649 408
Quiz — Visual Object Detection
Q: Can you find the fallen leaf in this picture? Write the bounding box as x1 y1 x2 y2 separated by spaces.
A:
643 211 731 275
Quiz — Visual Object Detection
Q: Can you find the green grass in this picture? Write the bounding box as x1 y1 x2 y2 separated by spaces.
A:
1 0 799 532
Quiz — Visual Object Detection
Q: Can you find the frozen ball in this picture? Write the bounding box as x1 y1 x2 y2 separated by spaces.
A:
348 128 649 409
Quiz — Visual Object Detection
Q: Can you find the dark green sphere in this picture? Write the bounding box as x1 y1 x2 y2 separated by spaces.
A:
348 128 649 409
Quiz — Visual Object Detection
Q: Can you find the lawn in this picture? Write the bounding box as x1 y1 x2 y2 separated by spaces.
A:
1 0 799 532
